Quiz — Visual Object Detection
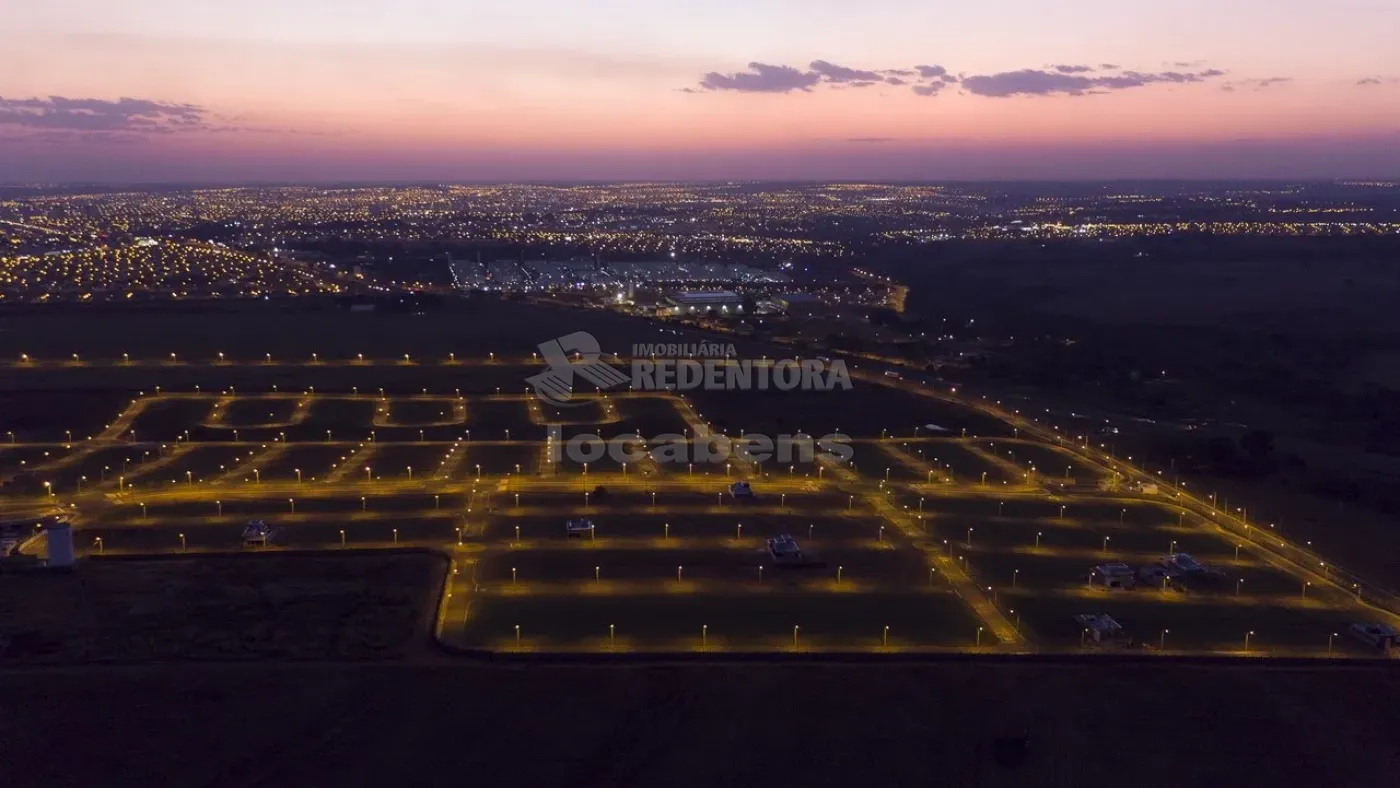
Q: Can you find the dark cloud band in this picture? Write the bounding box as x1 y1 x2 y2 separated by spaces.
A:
687 61 1232 98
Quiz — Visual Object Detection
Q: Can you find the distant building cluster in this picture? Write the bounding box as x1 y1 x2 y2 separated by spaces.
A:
449 258 791 293
0 239 345 303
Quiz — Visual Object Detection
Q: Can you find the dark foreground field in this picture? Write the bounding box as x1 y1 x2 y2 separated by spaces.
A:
0 553 444 662
4 661 1400 787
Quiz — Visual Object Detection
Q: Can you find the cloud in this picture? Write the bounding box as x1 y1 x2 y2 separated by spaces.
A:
0 96 210 133
961 67 1226 97
1220 76 1291 92
1356 77 1397 86
688 61 1226 98
962 70 1095 96
697 62 822 93
845 137 896 143
809 60 883 83
1099 63 1121 70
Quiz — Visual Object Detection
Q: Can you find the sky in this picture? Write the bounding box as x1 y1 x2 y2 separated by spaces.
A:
1 0 1398 182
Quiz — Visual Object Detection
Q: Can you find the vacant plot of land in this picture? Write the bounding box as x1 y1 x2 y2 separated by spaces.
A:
986 441 1107 483
484 513 880 543
22 445 147 493
300 398 377 438
127 398 216 440
480 541 923 586
537 399 611 425
615 396 693 435
1007 591 1372 654
120 445 255 488
78 515 460 552
247 444 348 483
459 591 979 650
464 399 537 438
0 389 135 442
361 445 457 481
215 396 304 428
380 397 462 426
0 445 77 479
447 444 544 478
0 553 442 663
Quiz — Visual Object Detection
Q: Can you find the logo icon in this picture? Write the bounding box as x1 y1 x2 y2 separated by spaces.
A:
526 331 630 405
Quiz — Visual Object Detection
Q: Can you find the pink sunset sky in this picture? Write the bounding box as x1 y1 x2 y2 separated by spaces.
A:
1 0 1397 181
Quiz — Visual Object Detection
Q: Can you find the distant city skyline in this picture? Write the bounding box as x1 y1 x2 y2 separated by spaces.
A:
2 0 1398 181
